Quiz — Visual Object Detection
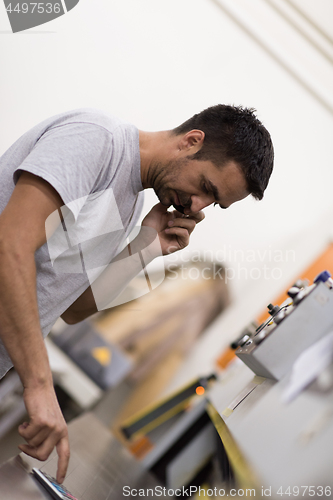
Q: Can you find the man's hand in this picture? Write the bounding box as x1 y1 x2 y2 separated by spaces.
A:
18 383 70 484
141 203 205 256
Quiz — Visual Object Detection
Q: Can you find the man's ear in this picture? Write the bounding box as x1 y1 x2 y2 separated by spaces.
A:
179 130 205 152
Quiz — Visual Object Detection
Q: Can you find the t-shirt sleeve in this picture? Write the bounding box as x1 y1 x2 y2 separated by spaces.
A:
13 122 113 219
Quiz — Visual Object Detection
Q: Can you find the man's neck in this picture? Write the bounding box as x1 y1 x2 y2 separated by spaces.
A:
138 130 176 189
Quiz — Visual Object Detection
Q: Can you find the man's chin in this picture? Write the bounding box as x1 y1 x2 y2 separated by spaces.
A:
154 188 179 209
155 193 172 208
159 199 172 208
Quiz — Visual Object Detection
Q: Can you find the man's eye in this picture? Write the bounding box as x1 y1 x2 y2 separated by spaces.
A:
203 183 209 194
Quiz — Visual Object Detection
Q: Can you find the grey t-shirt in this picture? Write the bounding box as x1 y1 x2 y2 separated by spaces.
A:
0 109 144 377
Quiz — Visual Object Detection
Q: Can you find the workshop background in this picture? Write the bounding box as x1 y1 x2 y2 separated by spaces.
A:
0 0 333 480
1 0 332 381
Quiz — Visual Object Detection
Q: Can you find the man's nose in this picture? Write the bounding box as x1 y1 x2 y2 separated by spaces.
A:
186 195 213 214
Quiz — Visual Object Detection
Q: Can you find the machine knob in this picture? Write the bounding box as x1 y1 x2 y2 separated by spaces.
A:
293 288 307 305
294 278 309 289
273 308 287 324
231 334 250 349
267 303 279 316
254 329 268 345
287 286 300 299
314 270 332 284
314 270 333 290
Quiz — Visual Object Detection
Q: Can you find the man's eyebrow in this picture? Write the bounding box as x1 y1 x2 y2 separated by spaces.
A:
208 179 228 209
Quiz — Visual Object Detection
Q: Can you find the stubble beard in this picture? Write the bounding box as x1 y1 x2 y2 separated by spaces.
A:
151 157 192 208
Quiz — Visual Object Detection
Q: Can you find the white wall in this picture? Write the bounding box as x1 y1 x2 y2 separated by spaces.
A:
1 0 333 308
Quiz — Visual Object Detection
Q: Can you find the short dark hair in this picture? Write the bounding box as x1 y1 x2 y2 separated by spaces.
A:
173 104 274 200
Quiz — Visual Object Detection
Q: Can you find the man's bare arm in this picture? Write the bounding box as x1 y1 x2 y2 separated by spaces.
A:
0 172 69 483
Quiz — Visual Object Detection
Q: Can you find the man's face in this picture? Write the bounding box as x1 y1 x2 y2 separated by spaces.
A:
152 157 250 215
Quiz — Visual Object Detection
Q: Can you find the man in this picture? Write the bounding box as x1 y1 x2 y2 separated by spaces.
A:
0 104 273 483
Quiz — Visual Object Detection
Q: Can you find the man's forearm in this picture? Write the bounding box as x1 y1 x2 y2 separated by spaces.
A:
62 203 204 324
0 241 52 387
61 226 161 324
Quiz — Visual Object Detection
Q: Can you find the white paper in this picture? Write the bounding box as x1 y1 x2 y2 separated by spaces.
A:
283 331 333 403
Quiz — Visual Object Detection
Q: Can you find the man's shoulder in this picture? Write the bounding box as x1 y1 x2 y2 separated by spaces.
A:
48 108 133 136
